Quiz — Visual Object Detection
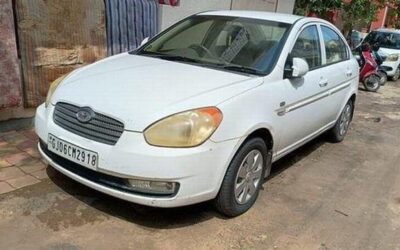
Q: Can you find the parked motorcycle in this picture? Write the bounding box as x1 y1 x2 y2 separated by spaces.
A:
372 43 392 86
354 43 381 92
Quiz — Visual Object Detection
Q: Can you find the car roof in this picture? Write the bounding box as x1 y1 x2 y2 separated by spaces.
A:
375 28 400 34
197 10 303 24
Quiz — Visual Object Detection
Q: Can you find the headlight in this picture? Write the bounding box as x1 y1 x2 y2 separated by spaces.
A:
144 107 223 147
386 54 399 62
45 74 68 107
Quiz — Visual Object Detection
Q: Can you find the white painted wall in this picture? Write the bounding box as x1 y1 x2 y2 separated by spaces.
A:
276 0 295 14
159 0 295 30
231 0 276 12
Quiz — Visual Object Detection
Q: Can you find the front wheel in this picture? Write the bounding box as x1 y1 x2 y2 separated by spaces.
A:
378 71 387 86
214 137 271 217
390 68 400 81
363 75 380 92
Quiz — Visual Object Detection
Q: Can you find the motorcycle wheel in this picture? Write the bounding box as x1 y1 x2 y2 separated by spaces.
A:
363 75 381 92
378 71 387 86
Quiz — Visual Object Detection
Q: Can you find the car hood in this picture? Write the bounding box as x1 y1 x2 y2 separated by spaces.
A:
52 53 262 131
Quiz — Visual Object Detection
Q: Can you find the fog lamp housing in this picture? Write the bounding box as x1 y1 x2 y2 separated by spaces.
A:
127 179 177 195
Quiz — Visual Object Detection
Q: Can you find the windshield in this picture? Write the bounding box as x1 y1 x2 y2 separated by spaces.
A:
135 15 291 75
364 31 400 50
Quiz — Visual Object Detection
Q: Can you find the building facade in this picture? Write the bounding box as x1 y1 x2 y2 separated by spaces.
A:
0 0 295 121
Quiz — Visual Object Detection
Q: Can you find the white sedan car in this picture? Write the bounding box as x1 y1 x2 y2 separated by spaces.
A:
363 29 400 81
35 11 358 216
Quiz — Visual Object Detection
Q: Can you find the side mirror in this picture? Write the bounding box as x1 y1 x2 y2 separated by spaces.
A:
140 37 149 47
284 56 309 78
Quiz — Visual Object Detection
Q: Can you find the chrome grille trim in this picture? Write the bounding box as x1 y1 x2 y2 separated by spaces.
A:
53 102 124 145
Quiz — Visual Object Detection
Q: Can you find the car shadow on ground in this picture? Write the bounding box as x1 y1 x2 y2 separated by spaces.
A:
48 135 327 229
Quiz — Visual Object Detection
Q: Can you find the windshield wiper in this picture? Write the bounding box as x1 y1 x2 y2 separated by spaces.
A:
220 65 263 75
140 51 263 75
158 54 202 63
141 52 201 64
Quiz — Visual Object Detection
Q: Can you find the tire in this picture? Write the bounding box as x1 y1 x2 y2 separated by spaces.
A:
389 68 400 81
328 100 354 143
214 137 271 217
363 75 380 92
378 71 387 86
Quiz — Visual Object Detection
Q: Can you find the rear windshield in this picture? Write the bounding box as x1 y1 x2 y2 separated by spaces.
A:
364 31 400 50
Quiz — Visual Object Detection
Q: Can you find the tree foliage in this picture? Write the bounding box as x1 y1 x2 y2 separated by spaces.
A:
294 0 343 19
385 0 400 27
294 0 397 30
342 0 385 28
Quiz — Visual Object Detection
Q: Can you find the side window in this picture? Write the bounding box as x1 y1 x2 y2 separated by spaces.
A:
291 25 322 69
321 26 348 64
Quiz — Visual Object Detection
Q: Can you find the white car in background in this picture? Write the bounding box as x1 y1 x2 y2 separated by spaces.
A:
35 11 358 216
364 29 400 81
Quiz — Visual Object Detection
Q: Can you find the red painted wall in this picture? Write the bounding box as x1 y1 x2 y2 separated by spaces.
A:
370 7 387 30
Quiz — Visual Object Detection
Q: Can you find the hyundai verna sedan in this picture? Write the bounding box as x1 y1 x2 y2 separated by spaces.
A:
35 11 358 216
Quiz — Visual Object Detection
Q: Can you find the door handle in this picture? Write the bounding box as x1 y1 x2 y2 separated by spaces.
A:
346 68 353 77
319 80 328 87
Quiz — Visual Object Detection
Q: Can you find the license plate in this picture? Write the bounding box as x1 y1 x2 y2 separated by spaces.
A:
47 134 98 170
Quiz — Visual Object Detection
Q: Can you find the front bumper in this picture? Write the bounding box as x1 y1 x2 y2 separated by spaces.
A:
382 60 399 76
35 104 240 207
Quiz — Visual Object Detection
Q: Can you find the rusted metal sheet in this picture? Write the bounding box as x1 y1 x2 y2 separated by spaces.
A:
15 0 107 108
0 0 23 109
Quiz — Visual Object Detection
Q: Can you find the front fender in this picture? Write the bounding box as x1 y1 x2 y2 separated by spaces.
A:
363 71 380 79
211 77 286 154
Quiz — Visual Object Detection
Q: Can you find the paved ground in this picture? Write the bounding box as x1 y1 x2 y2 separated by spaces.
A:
0 82 400 250
0 128 48 194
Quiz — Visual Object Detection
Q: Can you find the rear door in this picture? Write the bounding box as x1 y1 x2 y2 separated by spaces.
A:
318 25 356 122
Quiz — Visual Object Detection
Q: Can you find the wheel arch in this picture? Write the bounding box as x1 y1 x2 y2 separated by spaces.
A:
350 93 356 103
349 93 356 120
244 128 274 151
214 126 275 203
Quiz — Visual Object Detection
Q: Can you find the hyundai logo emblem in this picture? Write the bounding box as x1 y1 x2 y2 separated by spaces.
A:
76 108 95 123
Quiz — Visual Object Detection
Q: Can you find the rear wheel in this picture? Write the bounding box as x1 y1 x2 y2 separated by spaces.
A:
328 100 354 143
363 75 380 92
215 137 271 217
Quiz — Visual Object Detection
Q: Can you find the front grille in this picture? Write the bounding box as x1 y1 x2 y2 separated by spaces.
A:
39 140 177 197
53 102 124 145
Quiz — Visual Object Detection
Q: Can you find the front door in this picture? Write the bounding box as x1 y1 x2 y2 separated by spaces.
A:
276 24 332 157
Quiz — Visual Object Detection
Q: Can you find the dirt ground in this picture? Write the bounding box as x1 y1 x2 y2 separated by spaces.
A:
1 82 399 250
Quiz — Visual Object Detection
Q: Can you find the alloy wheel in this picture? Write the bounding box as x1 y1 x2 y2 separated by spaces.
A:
339 103 352 136
234 149 264 204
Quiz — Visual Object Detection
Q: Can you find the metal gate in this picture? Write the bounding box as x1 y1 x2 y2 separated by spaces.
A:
105 0 159 55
